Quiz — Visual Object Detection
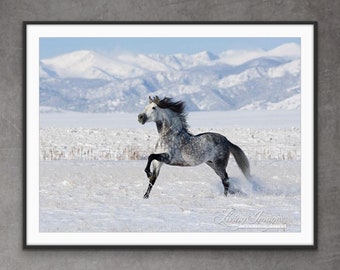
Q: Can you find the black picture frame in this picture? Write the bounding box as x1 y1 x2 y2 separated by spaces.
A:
24 21 317 248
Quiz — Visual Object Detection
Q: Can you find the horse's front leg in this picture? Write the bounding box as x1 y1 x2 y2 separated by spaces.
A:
144 153 170 178
144 160 163 199
143 154 169 199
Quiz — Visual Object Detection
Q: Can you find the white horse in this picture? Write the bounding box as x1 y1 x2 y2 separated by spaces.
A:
138 96 251 198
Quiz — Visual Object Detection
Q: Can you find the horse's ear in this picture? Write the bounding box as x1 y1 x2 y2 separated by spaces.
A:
148 96 153 103
155 96 160 103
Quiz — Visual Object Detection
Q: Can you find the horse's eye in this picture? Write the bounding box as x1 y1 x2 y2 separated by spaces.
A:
152 107 156 110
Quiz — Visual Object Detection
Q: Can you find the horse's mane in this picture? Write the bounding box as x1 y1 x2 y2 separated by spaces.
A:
150 96 190 132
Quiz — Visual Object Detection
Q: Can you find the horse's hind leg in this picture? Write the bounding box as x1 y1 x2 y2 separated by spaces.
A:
217 168 231 196
144 160 163 199
206 160 231 197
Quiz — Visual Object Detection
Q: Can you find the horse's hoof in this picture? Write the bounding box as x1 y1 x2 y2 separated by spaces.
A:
143 193 149 199
225 189 235 196
145 169 152 178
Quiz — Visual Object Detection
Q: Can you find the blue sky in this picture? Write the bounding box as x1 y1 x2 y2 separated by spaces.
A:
40 37 300 59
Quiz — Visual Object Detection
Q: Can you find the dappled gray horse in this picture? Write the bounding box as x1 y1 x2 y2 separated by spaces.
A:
138 96 251 199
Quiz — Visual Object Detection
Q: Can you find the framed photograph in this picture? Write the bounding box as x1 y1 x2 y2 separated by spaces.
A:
24 22 316 247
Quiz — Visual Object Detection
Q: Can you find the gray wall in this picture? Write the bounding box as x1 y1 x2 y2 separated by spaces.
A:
1 0 339 269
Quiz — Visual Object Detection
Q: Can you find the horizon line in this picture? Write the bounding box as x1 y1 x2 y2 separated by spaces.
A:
40 37 301 60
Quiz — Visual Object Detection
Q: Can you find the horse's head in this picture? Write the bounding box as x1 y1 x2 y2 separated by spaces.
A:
138 96 162 125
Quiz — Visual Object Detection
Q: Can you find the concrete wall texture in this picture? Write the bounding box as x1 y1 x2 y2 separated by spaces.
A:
0 0 339 269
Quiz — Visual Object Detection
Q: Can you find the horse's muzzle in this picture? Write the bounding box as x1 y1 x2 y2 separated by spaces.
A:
138 113 147 124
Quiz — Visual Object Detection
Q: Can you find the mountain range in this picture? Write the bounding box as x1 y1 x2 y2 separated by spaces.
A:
39 43 301 112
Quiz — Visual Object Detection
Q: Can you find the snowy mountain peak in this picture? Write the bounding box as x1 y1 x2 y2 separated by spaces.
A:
41 50 109 79
43 50 97 65
192 51 219 61
267 43 300 58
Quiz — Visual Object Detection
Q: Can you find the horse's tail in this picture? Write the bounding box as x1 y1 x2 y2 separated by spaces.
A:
229 142 251 180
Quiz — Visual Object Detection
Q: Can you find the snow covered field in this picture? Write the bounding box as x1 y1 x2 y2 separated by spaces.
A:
39 110 301 232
